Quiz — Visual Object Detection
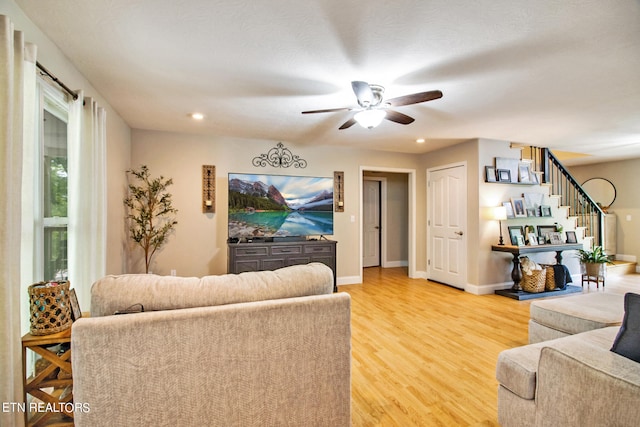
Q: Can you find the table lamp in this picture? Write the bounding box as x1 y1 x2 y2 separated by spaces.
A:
494 206 508 245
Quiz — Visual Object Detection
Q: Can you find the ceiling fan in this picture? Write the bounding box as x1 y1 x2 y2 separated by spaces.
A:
302 81 443 130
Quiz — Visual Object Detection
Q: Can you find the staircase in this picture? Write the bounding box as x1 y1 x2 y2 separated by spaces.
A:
607 260 638 277
511 145 637 274
519 146 604 248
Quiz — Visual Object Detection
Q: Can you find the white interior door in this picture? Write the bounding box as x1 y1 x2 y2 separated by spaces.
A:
363 179 381 267
427 164 467 289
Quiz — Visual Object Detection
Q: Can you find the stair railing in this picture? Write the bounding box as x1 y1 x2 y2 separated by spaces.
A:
524 147 604 247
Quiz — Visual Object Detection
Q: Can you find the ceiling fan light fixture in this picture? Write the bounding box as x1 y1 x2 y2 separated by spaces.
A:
354 109 386 129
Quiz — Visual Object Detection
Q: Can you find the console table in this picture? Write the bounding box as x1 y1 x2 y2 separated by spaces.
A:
492 243 582 291
228 239 337 292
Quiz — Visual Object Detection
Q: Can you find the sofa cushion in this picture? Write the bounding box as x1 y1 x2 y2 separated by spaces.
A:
90 262 334 317
529 292 624 335
611 293 640 363
496 326 620 400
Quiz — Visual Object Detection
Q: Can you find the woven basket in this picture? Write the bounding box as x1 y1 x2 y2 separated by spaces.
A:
545 267 556 291
541 265 556 291
521 269 546 293
28 281 72 335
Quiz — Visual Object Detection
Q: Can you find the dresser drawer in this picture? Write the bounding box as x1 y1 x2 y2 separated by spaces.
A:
271 245 303 255
234 246 269 257
304 244 333 255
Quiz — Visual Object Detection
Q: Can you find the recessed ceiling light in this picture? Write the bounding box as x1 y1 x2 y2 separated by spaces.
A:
190 112 205 120
416 138 425 143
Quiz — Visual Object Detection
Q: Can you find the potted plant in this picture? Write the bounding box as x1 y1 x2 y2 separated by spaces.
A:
577 245 612 277
124 165 178 273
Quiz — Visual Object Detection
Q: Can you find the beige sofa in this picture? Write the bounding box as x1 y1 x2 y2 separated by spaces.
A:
497 293 640 427
71 263 351 427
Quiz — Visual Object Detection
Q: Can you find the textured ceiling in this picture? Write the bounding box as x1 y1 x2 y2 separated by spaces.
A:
14 0 640 164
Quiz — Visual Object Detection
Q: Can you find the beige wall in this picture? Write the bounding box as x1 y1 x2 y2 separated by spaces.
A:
569 158 640 263
128 131 634 290
419 138 585 293
130 129 425 282
475 140 585 290
421 138 501 292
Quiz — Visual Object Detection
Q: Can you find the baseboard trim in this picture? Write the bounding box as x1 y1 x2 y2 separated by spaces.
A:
414 270 428 280
384 260 408 268
615 253 637 263
337 275 361 286
465 282 512 295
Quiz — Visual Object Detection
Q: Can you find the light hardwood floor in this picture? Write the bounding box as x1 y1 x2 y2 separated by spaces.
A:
340 267 640 426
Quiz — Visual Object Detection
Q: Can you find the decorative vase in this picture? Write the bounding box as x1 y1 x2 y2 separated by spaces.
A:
582 262 605 277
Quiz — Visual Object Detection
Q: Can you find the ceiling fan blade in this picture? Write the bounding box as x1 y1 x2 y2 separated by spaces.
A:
339 118 357 130
351 81 373 106
301 107 351 114
386 90 443 107
385 110 415 125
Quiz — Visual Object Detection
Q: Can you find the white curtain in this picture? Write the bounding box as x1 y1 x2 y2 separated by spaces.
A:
1 14 36 427
68 94 107 311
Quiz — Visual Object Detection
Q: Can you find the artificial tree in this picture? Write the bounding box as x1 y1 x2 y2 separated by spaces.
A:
124 165 178 273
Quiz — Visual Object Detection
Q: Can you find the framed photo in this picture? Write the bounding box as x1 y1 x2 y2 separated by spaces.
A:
537 225 557 243
485 166 497 182
526 208 536 217
69 288 82 321
495 157 520 183
497 169 512 183
508 226 524 246
502 201 515 219
549 232 564 245
540 205 552 217
523 192 544 210
531 171 540 184
511 197 527 218
527 232 538 246
566 230 578 243
538 236 546 245
518 163 531 183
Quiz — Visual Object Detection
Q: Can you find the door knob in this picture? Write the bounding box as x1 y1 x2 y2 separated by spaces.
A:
455 231 464 236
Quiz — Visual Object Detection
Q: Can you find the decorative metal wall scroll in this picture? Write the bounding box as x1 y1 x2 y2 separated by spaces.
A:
252 142 307 168
202 165 215 213
334 171 344 212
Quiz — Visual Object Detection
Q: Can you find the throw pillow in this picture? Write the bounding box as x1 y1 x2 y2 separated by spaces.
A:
610 292 640 363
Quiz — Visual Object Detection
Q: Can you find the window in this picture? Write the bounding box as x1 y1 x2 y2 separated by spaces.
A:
38 84 70 281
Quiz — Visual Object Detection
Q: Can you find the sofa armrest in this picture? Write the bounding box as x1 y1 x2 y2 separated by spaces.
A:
72 293 351 427
536 342 640 426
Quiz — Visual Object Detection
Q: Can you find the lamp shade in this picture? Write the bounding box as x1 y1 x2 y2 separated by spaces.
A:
493 206 507 221
354 109 386 129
